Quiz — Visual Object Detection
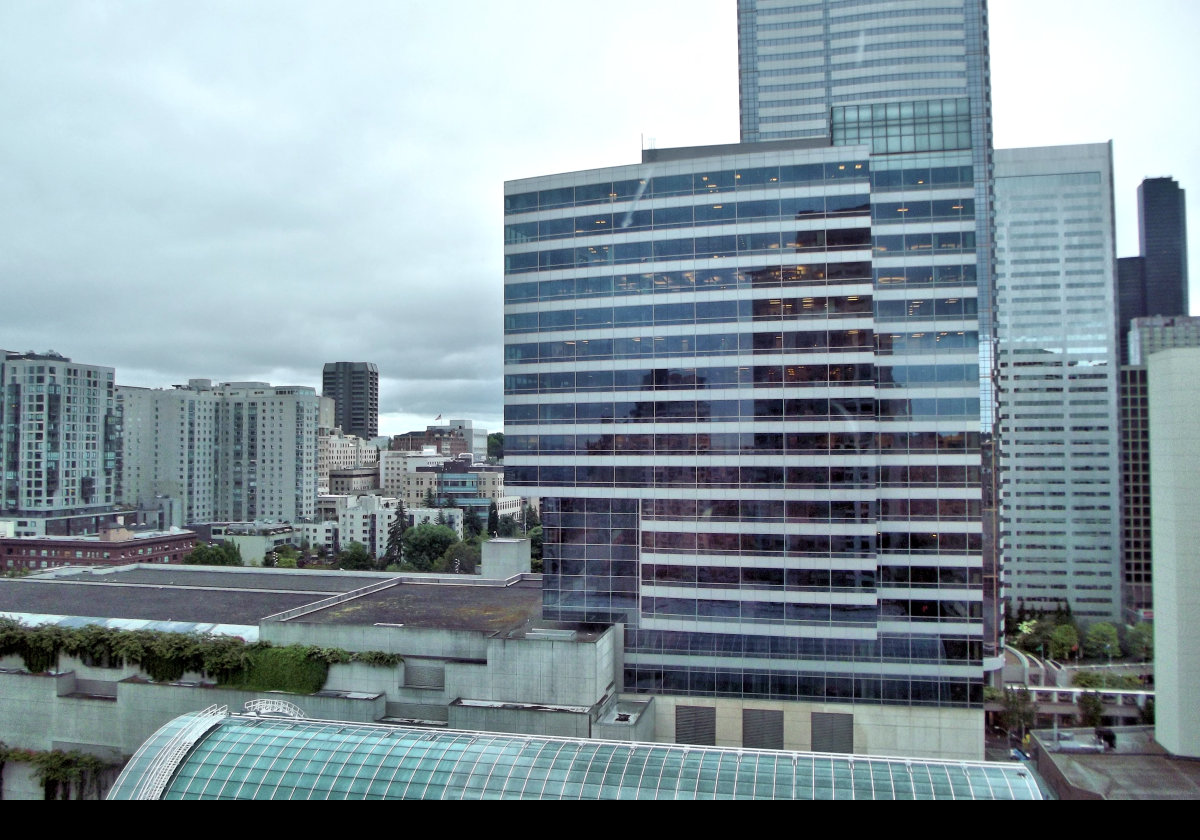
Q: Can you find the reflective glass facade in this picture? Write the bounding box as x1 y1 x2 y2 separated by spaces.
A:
505 141 986 708
504 0 997 718
994 145 1120 623
109 711 1042 800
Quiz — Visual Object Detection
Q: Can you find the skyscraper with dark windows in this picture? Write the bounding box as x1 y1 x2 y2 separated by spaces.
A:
504 0 994 759
1117 177 1189 362
321 362 379 441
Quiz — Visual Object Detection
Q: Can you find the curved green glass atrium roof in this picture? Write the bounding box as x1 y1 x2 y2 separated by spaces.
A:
108 707 1041 800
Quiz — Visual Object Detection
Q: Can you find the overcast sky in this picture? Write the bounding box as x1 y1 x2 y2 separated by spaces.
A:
2 1 1196 436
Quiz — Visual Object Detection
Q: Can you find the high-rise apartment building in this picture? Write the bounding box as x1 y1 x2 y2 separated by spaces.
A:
119 380 320 525
504 0 995 759
322 362 379 441
993 144 1121 623
1117 177 1189 362
0 351 119 531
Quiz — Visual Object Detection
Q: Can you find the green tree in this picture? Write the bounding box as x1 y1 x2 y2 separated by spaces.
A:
384 502 407 566
487 432 505 460
424 487 437 508
185 542 243 566
337 541 374 571
1000 688 1037 740
523 503 540 530
277 556 298 569
1085 622 1119 660
435 509 447 526
528 525 543 572
1125 622 1153 661
1077 691 1104 728
436 540 481 574
497 514 518 538
463 507 484 540
1048 624 1079 661
487 501 499 537
401 524 458 572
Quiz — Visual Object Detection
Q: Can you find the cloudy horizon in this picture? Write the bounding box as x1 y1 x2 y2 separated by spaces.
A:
2 1 1195 436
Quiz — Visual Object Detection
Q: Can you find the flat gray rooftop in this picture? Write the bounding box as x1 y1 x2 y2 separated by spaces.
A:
289 578 547 636
0 565 392 626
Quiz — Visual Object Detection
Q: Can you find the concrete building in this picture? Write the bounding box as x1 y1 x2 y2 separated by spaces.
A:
391 419 488 461
321 362 379 441
0 351 119 531
1117 178 1189 363
379 449 450 498
993 144 1121 623
119 380 321 526
1128 315 1200 365
1148 348 1200 759
118 380 220 525
502 0 997 759
305 494 407 557
1118 316 1200 617
0 558 636 795
200 521 300 565
317 426 381 494
328 467 380 495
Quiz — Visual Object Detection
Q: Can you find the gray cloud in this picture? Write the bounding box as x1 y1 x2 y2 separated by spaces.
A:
1 1 1196 438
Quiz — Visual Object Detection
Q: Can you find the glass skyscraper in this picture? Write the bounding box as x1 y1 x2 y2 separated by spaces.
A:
504 0 995 759
993 144 1121 624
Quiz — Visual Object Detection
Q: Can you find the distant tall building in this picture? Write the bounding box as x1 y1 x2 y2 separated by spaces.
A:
504 0 996 760
322 362 379 440
119 380 320 525
0 351 119 533
1119 315 1200 619
993 144 1121 623
1117 177 1189 362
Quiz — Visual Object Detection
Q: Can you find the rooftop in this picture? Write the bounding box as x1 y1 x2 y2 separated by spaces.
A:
1033 727 1200 800
0 565 387 626
0 565 565 639
285 577 550 637
110 708 1043 801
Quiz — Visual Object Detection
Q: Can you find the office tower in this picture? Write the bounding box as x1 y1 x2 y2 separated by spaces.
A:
322 362 380 440
1119 365 1150 619
1139 178 1189 317
1147 348 1200 759
1117 177 1189 362
119 380 320 525
503 0 994 759
1118 315 1200 619
993 144 1121 623
0 351 118 529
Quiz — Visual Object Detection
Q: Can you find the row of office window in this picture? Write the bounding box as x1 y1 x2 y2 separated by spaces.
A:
504 162 868 214
503 264 977 309
507 462 982 488
628 629 982 665
504 195 871 243
623 666 983 707
503 362 977 394
506 329 977 368
503 293 874 333
505 429 980 456
504 394 980 425
639 530 982 555
504 230 875 274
